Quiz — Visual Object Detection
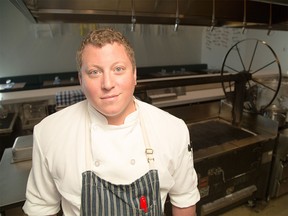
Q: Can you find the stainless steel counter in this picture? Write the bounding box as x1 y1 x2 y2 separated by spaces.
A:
0 148 31 214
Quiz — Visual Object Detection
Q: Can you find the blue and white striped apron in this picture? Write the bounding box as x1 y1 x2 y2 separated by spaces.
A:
80 111 162 216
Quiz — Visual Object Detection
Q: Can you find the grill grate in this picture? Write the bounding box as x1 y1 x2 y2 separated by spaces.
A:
188 120 254 151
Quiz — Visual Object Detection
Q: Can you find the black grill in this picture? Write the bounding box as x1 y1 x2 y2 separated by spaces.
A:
188 120 254 151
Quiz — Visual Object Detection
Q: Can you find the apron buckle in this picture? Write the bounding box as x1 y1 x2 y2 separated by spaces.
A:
145 148 153 154
145 148 154 163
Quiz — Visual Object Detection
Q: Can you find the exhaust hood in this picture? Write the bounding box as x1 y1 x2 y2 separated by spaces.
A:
9 0 288 31
250 0 288 6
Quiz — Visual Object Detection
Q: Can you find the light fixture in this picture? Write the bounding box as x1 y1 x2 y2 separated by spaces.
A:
210 0 216 32
242 0 247 34
267 3 272 35
174 0 180 31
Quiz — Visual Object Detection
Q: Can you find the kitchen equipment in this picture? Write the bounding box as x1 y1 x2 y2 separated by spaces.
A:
0 103 8 119
279 96 288 110
264 104 287 128
0 113 17 134
0 112 18 159
11 135 33 163
21 101 48 130
269 128 288 198
0 97 9 119
135 39 281 215
164 101 277 216
221 38 282 114
9 0 288 32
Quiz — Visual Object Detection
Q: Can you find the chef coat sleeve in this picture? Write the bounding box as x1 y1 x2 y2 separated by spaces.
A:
168 124 200 208
23 129 61 216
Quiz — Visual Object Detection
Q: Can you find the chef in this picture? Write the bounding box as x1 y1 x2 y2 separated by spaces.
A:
23 28 200 216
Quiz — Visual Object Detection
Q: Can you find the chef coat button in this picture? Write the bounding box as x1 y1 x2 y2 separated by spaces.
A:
95 160 100 167
130 159 135 165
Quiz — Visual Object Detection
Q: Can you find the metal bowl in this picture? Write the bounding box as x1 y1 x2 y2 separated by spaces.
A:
264 104 287 127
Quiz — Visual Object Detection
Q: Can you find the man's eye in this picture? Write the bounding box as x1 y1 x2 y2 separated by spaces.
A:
91 70 99 74
114 66 125 73
88 70 101 75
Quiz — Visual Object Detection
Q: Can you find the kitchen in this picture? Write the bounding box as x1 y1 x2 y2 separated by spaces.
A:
1 0 288 215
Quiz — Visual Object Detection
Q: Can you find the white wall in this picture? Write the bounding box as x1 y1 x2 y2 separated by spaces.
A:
0 0 203 78
246 29 288 76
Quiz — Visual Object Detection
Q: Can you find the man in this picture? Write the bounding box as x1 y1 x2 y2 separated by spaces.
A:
23 28 200 216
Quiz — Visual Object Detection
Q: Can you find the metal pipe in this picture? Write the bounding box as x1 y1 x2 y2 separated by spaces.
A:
174 0 180 31
131 0 136 32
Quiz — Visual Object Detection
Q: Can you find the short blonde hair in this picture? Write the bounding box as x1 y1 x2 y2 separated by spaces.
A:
76 28 136 73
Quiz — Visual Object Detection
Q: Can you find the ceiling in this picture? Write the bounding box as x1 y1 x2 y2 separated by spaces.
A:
10 0 288 31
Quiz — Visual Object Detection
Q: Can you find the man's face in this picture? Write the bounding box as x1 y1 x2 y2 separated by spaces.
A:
79 43 137 125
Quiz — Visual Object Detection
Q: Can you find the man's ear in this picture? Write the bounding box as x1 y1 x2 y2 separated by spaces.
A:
134 69 137 85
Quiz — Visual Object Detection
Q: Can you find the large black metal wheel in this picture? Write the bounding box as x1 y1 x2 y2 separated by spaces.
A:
221 38 282 113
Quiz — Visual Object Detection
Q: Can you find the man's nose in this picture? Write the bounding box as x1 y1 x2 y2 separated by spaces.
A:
101 72 114 90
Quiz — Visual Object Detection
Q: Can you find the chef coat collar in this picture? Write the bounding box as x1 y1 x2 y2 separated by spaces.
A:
87 98 139 126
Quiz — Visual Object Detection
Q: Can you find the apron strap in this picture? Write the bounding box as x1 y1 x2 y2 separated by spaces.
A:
85 104 93 170
138 104 156 170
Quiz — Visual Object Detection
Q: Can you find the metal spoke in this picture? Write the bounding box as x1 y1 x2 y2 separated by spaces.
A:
235 44 246 72
223 81 233 91
251 78 277 92
248 40 259 72
224 65 241 73
251 60 276 75
227 81 235 92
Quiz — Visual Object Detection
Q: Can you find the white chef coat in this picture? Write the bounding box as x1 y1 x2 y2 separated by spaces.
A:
23 99 200 216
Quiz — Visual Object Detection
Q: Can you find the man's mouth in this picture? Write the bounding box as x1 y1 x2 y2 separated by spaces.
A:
101 94 119 100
